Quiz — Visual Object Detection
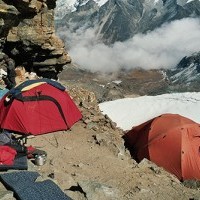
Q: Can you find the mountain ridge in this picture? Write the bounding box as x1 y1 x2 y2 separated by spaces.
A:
55 0 200 44
55 0 200 92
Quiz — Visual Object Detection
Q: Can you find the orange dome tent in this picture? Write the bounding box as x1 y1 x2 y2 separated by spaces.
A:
123 113 200 181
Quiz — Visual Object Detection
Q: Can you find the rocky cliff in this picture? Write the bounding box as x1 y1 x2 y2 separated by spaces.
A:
0 0 71 79
166 51 200 92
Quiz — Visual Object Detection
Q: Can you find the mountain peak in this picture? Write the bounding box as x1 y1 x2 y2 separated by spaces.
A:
55 0 200 44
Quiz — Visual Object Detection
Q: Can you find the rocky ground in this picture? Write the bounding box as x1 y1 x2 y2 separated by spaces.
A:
26 122 200 200
58 64 170 103
0 65 200 200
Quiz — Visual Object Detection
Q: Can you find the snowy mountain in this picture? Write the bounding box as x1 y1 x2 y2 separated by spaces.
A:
55 0 200 90
55 0 200 44
167 52 200 91
55 0 108 19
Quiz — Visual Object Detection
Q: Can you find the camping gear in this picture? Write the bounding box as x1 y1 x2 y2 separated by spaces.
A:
0 144 28 171
0 130 29 153
26 145 46 158
0 129 47 168
27 146 47 166
0 130 28 170
0 153 28 171
123 113 200 181
0 78 82 135
0 146 17 165
0 171 72 200
0 130 13 145
34 154 46 166
0 88 8 99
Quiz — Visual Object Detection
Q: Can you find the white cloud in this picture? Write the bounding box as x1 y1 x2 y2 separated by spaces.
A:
57 18 200 72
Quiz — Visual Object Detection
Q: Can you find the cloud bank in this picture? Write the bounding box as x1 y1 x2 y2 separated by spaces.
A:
57 18 200 72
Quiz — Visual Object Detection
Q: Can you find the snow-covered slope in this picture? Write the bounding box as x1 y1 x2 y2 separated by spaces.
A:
55 0 108 19
99 92 200 131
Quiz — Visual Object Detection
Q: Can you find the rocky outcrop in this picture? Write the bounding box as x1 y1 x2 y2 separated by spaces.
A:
176 52 200 70
0 0 71 79
167 51 200 90
67 85 119 132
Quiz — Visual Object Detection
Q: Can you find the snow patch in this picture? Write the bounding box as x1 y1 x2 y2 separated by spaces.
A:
112 80 122 84
99 92 200 131
186 0 199 3
94 0 108 7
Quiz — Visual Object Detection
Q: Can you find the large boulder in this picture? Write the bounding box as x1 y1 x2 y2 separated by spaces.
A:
0 0 71 79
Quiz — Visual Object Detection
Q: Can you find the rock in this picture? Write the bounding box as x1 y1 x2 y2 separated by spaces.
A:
78 180 121 200
92 134 105 145
138 158 160 171
65 190 86 200
0 0 71 79
68 86 120 132
86 122 98 130
52 172 77 191
0 181 15 200
0 191 15 200
183 180 200 189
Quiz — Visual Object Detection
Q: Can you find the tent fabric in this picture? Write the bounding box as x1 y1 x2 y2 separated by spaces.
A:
0 88 9 99
9 78 66 97
123 113 200 181
21 82 46 92
0 79 82 135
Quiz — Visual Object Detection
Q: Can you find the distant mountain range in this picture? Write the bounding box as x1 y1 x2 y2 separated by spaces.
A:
55 0 200 44
55 0 200 91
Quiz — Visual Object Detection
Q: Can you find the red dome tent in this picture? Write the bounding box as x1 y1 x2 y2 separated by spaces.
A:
0 79 82 135
123 113 200 181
